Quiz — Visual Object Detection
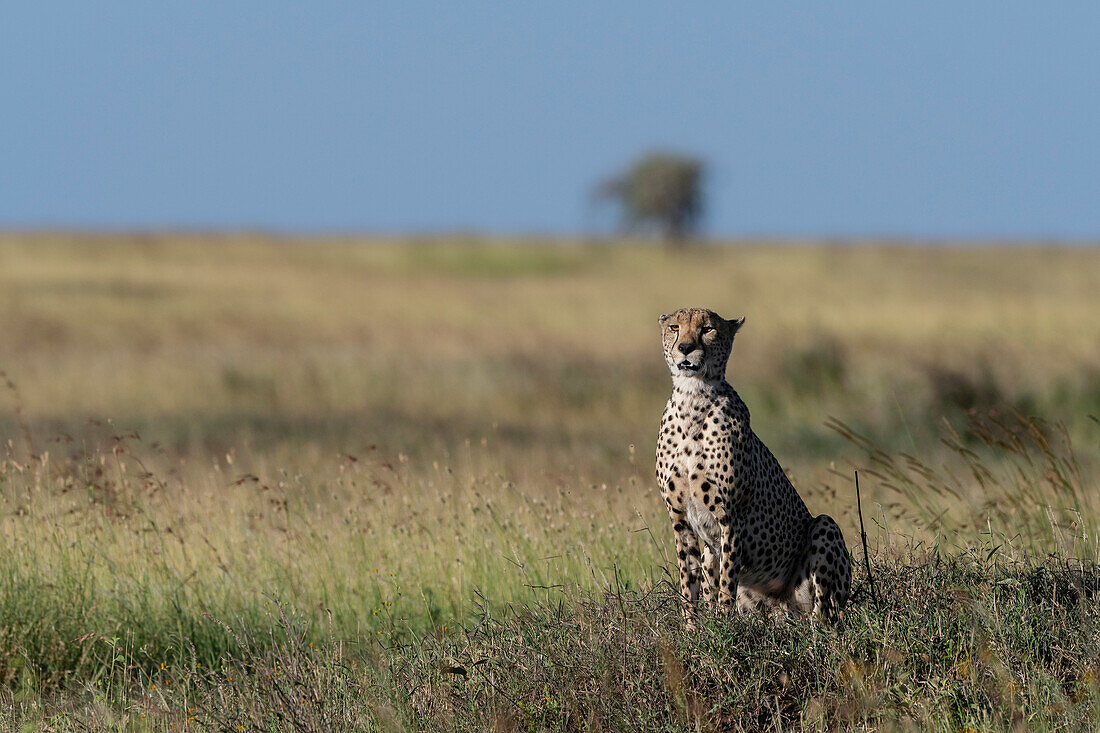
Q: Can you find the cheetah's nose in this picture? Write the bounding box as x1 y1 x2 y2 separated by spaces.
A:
677 342 697 355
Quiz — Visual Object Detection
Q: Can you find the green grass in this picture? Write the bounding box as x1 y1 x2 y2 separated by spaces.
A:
0 233 1099 729
365 555 1100 732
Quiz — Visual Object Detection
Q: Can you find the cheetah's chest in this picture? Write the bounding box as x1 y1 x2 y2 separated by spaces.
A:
663 396 728 479
665 398 728 498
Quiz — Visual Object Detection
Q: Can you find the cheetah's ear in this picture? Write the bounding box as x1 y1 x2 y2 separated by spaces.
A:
726 316 746 334
658 313 672 325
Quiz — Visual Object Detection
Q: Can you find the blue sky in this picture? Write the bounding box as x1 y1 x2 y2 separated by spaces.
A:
2 2 1099 238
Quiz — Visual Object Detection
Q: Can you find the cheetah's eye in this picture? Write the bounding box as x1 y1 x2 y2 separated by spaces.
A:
668 325 679 332
702 327 715 334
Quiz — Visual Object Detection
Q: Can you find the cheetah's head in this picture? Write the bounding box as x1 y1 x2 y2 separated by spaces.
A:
658 308 745 383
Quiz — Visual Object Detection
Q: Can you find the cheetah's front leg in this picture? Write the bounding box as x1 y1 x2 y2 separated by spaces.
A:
701 544 720 604
717 520 741 612
671 522 703 625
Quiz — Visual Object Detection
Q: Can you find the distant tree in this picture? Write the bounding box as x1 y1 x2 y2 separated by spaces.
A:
594 152 705 245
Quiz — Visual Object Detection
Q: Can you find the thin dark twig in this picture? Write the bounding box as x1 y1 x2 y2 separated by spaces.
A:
856 471 880 608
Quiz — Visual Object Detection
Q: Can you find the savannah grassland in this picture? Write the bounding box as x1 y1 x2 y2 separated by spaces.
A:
1 233 1099 731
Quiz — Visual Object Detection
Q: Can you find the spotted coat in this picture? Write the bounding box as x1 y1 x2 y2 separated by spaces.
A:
655 307 851 624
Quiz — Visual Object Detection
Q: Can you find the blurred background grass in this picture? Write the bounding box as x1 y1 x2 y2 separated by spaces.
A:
4 233 1098 470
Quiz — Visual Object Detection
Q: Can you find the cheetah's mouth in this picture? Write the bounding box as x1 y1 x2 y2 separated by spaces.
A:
677 360 701 373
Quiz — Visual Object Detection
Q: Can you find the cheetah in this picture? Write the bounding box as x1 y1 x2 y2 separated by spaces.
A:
655 307 851 624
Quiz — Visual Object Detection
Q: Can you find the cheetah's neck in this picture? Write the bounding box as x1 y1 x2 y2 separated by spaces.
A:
667 377 749 431
670 374 723 396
